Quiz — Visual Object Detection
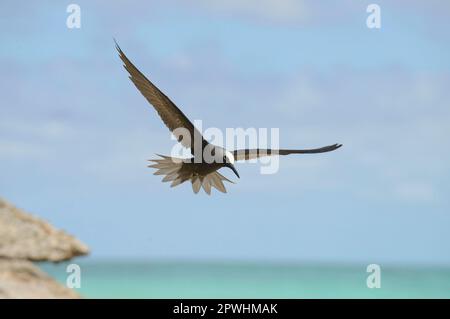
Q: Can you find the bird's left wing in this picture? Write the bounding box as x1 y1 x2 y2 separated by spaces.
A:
233 143 342 161
115 41 205 153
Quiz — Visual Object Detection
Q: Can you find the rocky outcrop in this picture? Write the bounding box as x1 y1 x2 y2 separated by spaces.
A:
0 198 89 261
0 259 79 299
0 198 89 298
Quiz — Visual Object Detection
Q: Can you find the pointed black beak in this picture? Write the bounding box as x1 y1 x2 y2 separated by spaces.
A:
227 163 240 179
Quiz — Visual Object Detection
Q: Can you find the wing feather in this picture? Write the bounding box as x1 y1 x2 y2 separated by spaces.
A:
115 41 204 152
233 143 342 161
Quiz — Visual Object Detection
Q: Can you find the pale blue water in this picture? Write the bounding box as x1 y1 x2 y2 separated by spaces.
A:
41 260 450 298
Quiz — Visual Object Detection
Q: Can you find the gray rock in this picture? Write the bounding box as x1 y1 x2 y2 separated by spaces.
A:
0 198 89 261
0 198 89 298
0 259 80 299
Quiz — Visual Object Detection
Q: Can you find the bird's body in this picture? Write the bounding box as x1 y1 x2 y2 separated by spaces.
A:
115 41 342 194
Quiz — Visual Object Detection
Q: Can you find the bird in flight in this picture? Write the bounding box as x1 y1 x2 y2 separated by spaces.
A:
115 41 342 194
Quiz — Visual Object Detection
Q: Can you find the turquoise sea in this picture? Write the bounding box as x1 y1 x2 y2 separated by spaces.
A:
41 260 450 299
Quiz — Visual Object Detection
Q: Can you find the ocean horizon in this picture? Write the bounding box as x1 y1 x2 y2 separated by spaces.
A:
41 260 450 299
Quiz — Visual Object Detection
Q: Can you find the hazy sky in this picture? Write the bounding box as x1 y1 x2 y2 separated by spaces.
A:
1 1 450 265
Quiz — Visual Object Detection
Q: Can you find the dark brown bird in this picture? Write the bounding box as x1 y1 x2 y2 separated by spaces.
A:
115 41 342 194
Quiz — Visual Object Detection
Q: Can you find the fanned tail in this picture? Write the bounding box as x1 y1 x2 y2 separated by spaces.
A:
190 171 233 195
148 155 187 188
207 171 233 194
148 155 233 195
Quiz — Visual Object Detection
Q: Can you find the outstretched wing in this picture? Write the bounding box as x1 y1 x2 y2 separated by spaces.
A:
115 41 204 153
233 143 342 161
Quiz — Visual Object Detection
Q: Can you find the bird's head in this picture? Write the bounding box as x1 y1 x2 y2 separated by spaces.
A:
216 148 239 179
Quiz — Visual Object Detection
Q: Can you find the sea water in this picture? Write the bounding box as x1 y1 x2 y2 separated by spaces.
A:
41 260 450 298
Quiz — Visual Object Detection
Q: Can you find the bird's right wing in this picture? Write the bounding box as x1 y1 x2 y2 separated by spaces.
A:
116 41 204 152
233 143 342 161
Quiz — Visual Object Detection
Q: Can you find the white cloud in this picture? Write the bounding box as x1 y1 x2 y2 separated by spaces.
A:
394 182 437 203
0 119 75 140
194 0 310 23
0 118 76 160
0 140 48 160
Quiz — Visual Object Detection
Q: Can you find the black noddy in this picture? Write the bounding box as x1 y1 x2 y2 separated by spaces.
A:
115 41 342 194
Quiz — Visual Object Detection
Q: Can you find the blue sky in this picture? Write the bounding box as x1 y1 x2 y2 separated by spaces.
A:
1 0 450 265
